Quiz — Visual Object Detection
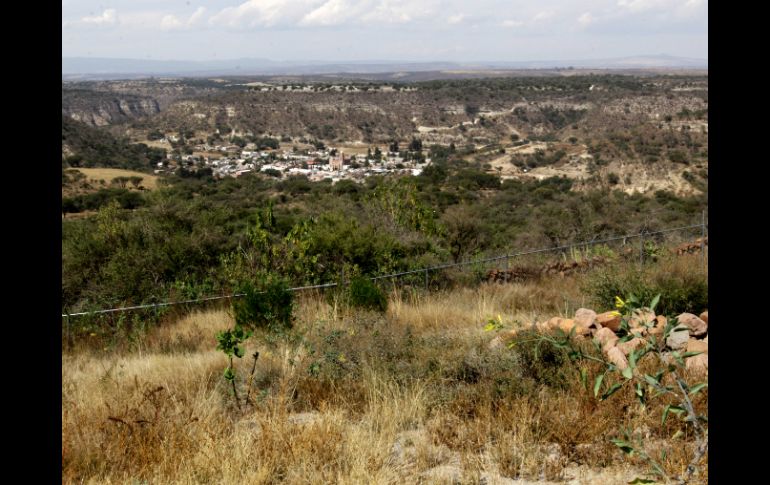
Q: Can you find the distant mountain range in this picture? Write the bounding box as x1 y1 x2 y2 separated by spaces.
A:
62 55 707 80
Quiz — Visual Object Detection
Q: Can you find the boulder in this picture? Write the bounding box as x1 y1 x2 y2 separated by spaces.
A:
596 311 622 332
686 353 708 374
544 316 563 330
559 318 591 337
574 308 598 329
617 337 647 356
699 311 708 324
686 338 708 354
666 328 690 350
676 313 708 337
594 327 618 349
606 346 629 370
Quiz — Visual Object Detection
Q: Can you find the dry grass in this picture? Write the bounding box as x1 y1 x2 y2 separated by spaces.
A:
62 274 707 484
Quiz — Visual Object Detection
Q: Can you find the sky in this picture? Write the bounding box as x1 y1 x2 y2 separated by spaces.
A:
62 0 708 62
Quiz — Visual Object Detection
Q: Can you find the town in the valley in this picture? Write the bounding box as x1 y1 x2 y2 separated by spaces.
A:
153 134 431 182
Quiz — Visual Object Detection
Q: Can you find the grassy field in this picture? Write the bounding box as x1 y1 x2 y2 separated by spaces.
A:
62 258 707 484
75 168 161 190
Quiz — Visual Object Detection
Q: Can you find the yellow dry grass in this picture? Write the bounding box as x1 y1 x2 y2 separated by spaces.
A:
62 276 707 484
75 168 161 190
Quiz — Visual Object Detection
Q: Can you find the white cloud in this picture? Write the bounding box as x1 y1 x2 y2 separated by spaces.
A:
161 7 207 31
616 0 706 20
359 0 438 24
300 1 363 26
617 0 704 13
447 14 465 25
532 10 555 22
81 9 117 25
208 0 438 29
160 15 183 30
618 0 664 11
577 12 593 27
501 19 524 28
209 0 321 29
189 6 207 26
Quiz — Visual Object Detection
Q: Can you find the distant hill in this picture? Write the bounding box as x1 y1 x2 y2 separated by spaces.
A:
62 55 707 80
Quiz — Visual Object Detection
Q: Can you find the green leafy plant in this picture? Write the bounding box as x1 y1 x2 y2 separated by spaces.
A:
586 265 707 316
347 276 388 313
232 277 294 333
215 324 252 409
532 294 708 484
215 275 294 410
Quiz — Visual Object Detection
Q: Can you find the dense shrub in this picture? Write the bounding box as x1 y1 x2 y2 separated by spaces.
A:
508 330 577 390
585 261 707 316
347 276 388 313
232 277 294 332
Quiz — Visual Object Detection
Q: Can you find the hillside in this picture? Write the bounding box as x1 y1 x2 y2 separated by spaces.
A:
61 74 707 196
62 253 708 484
61 116 166 171
61 69 709 485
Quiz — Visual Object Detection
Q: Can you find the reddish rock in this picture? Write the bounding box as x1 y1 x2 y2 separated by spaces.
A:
606 347 629 370
574 308 597 328
595 327 618 349
686 353 708 374
617 337 647 356
596 311 622 332
559 318 591 337
699 311 708 324
676 313 708 337
686 339 708 354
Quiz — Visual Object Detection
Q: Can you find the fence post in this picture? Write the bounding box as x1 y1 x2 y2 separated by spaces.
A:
424 268 429 290
701 210 706 273
639 231 644 269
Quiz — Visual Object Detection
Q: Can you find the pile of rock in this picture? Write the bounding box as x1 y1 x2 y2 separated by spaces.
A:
487 255 610 283
676 237 708 255
489 308 708 374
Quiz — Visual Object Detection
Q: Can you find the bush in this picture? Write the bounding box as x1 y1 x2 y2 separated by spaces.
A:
232 277 294 333
347 276 388 313
509 330 576 389
585 261 707 316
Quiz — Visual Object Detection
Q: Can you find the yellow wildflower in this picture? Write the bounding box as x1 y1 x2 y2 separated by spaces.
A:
615 296 625 309
338 353 347 363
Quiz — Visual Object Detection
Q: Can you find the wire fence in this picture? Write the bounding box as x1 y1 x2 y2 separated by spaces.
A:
62 214 707 324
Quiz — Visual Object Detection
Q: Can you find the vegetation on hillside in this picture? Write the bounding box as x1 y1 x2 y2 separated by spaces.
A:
61 116 166 171
62 145 706 312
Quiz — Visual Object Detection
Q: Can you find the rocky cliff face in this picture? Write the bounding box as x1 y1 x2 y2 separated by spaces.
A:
62 95 160 126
